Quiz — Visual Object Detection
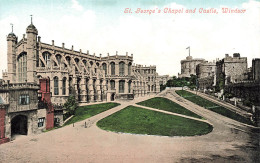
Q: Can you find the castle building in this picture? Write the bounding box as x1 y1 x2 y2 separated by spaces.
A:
178 56 205 78
196 61 216 90
1 21 160 106
216 53 247 86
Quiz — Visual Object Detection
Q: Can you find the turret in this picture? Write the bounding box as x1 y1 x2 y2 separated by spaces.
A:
26 15 38 83
7 24 17 83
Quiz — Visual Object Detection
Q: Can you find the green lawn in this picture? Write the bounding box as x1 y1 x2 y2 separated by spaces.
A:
64 102 120 126
97 106 213 136
137 97 203 119
176 90 253 125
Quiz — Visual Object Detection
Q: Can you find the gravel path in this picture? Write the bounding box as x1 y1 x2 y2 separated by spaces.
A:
0 90 259 163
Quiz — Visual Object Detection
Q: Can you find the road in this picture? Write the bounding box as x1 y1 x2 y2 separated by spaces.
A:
0 89 259 163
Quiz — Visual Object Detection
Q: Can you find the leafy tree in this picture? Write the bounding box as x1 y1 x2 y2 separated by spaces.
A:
63 95 78 116
160 84 166 91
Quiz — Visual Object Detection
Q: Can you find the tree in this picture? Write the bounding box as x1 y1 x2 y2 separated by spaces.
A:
63 95 78 116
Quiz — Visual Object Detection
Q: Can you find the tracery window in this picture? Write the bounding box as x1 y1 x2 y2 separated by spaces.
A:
18 53 27 82
128 63 131 75
110 62 115 75
119 62 125 76
102 63 107 75
62 77 66 95
128 81 131 93
119 80 125 93
54 76 59 95
42 52 51 67
110 80 115 90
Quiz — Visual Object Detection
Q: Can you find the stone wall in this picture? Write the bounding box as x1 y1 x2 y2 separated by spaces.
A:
225 81 260 106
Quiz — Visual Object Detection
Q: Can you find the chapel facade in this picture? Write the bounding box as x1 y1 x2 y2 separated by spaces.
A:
2 21 160 106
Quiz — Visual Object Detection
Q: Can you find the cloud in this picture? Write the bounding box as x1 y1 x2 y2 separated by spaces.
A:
71 0 83 11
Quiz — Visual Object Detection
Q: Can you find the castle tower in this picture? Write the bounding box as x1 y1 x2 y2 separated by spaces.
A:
6 25 17 83
26 17 38 83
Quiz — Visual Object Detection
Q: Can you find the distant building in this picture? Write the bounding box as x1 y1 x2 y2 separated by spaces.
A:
196 61 216 90
216 53 247 86
133 65 160 94
157 75 170 85
178 56 205 78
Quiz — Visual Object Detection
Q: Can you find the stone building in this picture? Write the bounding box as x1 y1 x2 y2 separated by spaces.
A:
178 55 205 78
157 75 170 85
216 53 247 88
252 58 260 81
133 64 160 94
0 82 52 141
225 58 260 106
196 61 216 90
2 21 160 106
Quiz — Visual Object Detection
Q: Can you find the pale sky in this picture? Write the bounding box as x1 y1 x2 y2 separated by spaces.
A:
0 0 259 77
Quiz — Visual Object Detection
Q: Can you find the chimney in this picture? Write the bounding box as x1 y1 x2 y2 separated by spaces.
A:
62 43 65 48
52 40 54 46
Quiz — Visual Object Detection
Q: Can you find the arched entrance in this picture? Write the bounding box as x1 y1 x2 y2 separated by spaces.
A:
111 93 115 101
11 115 28 136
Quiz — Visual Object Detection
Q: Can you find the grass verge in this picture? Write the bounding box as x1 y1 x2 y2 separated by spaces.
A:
64 102 120 126
176 90 253 125
137 97 203 119
97 106 213 136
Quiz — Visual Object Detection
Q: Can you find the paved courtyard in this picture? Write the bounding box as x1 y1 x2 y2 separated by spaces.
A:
0 89 259 163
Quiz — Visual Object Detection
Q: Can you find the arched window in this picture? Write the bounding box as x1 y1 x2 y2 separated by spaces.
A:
42 52 51 67
55 54 62 66
119 80 125 93
65 56 71 66
75 58 79 65
110 80 115 90
18 53 27 82
54 76 59 95
69 77 72 95
62 77 66 95
110 62 115 75
102 63 107 75
119 62 125 76
128 62 132 75
83 60 87 66
128 80 132 93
